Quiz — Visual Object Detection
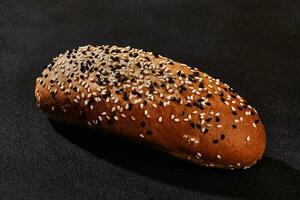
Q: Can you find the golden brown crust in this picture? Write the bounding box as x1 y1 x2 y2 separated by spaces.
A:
35 45 266 169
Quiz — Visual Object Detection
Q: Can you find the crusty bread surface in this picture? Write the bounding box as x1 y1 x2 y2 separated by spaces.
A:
35 45 266 169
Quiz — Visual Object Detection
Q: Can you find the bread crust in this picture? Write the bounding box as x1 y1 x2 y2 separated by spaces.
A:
35 45 266 169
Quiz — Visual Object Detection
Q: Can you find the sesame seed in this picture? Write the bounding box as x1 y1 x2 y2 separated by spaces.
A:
139 134 144 138
252 123 257 128
131 116 136 121
140 103 144 109
114 116 118 121
158 116 163 122
246 136 250 141
217 155 222 159
174 118 180 122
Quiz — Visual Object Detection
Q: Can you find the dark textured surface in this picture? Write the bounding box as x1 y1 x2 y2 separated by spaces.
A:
0 0 300 199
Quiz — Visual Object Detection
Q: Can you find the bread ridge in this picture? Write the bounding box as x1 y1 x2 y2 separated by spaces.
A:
35 44 266 169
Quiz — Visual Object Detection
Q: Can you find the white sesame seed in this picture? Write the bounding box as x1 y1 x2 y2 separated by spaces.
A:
237 163 241 166
121 114 126 118
246 136 250 142
139 134 144 138
158 116 163 122
216 125 222 128
174 118 180 122
131 116 136 121
171 114 175 120
114 116 118 121
252 123 257 128
234 119 240 123
98 116 102 121
217 155 222 159
101 112 107 115
140 103 144 109
196 152 202 157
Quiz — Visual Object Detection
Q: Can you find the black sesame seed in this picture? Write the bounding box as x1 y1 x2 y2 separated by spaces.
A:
254 120 260 124
196 124 201 129
213 139 219 144
232 111 237 115
237 106 243 111
216 116 220 122
141 122 146 128
190 123 195 128
199 82 204 88
159 101 164 106
206 118 212 122
168 78 175 84
232 124 237 129
80 66 86 73
146 130 152 135
206 93 212 98
203 129 208 134
220 134 225 140
128 103 133 110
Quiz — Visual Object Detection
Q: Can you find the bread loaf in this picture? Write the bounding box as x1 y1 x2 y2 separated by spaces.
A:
35 45 266 169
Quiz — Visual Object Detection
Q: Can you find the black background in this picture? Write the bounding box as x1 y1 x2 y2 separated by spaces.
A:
1 0 300 199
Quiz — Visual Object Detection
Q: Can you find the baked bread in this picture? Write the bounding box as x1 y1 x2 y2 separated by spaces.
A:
35 44 266 169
